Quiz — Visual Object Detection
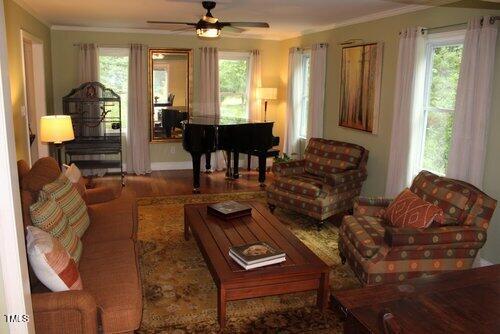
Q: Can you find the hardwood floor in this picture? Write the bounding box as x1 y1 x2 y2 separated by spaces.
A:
94 169 274 197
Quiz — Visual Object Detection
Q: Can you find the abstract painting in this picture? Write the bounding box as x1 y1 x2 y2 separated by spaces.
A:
339 42 383 134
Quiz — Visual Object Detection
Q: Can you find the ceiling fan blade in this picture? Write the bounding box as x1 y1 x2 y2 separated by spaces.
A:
223 22 270 28
223 26 246 33
147 20 196 25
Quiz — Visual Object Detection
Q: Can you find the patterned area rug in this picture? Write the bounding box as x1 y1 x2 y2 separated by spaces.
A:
136 191 360 333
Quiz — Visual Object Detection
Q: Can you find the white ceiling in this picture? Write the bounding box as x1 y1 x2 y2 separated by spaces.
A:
17 0 467 40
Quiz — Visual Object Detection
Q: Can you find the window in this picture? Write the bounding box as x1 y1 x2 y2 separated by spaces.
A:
299 51 311 138
218 52 250 119
99 48 129 129
420 32 464 175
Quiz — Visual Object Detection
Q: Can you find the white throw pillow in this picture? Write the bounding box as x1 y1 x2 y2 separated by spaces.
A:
26 226 83 292
63 163 82 184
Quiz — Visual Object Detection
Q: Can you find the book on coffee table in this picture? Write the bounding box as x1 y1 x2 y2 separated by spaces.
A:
207 201 252 220
229 241 286 269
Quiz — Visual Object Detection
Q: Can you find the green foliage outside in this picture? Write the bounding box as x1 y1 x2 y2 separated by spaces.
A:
219 59 248 119
99 55 129 129
422 44 463 175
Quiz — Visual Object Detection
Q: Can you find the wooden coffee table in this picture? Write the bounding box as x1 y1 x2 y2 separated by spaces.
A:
184 201 330 328
333 265 500 333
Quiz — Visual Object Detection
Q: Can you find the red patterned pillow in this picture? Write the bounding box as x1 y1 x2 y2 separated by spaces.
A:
385 188 444 228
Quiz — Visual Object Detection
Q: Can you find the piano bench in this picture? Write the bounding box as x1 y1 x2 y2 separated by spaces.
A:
247 148 280 171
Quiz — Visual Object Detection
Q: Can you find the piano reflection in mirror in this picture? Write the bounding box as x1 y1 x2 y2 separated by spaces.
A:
182 116 279 193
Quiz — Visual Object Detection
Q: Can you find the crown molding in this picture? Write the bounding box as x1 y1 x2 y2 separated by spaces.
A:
12 0 51 27
50 25 284 41
286 3 433 41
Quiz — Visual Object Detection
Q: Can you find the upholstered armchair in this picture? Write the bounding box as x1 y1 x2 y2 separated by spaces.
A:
267 138 369 225
339 170 497 285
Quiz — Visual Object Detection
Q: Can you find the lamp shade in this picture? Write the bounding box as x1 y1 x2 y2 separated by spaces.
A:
257 87 278 100
40 115 75 144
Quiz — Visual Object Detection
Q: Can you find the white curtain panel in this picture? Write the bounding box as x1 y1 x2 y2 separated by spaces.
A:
283 47 304 156
247 50 262 169
307 43 328 139
199 47 225 171
447 16 498 188
77 43 106 176
385 27 426 197
77 43 99 83
247 50 262 122
126 44 151 175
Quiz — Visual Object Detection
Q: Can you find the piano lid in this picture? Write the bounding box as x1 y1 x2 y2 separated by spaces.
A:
183 115 273 126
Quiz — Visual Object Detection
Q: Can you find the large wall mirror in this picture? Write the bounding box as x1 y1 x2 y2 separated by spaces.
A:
149 48 193 142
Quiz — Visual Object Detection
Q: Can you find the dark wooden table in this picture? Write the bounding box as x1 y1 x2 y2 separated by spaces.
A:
333 265 500 334
184 201 330 328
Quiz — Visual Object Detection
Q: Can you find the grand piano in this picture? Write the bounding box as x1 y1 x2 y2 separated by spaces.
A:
182 116 278 193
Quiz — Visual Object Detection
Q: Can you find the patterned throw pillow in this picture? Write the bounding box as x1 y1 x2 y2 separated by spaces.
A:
26 226 83 291
41 174 90 238
384 188 445 228
30 196 82 262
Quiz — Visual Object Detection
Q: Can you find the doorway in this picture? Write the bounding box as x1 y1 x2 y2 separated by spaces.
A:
20 30 48 166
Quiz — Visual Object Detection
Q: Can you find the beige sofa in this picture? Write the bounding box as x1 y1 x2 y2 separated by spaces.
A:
17 157 142 334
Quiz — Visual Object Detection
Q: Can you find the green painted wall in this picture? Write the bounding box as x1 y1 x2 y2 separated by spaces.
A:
50 30 285 164
4 0 52 162
279 4 500 263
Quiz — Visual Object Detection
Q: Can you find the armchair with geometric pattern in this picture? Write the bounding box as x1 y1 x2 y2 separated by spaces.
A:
267 138 369 225
338 170 497 285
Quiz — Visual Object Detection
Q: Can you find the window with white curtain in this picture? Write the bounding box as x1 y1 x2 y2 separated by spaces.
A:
218 51 250 119
298 50 311 138
99 47 129 129
419 31 464 175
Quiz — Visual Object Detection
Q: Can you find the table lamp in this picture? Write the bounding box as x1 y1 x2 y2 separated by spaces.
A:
257 87 277 122
40 115 75 167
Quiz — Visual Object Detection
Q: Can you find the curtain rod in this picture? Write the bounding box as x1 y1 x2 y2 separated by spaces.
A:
422 15 499 33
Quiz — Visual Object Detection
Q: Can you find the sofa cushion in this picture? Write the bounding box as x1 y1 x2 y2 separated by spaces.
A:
340 215 385 258
275 173 328 198
304 138 364 177
21 157 61 196
385 188 445 228
30 197 83 263
410 171 479 225
42 174 90 238
26 226 83 292
78 240 142 333
82 209 136 244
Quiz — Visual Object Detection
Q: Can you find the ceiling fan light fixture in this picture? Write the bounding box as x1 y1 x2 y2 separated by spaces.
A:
196 27 221 38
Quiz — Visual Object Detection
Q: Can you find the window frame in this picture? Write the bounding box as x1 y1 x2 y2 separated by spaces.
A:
299 50 311 139
98 47 129 129
419 30 465 176
218 51 251 119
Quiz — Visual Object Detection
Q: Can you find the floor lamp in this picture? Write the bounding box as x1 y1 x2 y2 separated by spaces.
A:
40 115 75 167
257 87 277 122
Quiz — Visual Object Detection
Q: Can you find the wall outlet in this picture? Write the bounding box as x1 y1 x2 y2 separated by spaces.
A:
170 146 176 154
21 105 27 117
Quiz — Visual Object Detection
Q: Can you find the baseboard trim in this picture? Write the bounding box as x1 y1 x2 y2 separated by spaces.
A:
151 161 192 171
473 256 493 268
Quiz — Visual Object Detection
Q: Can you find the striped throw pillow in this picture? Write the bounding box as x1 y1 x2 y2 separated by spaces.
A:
30 196 82 262
41 174 90 238
26 226 83 291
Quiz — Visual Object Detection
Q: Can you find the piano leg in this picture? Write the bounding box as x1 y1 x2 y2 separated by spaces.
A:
225 150 232 179
205 152 212 173
258 153 267 187
233 151 240 179
190 152 201 193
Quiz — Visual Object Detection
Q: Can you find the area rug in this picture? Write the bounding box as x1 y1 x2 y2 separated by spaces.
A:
136 191 360 334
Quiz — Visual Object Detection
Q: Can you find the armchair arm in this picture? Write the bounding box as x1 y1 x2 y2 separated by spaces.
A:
324 169 367 187
83 186 118 205
272 160 306 177
385 225 487 247
353 196 392 217
31 290 98 334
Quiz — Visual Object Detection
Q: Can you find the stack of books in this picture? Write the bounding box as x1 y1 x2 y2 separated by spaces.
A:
229 241 286 270
207 201 252 220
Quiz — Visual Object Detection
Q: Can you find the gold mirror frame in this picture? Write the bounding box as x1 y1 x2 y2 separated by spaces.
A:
148 48 193 143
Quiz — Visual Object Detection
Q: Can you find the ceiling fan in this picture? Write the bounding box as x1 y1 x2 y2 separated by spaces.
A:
147 1 270 38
